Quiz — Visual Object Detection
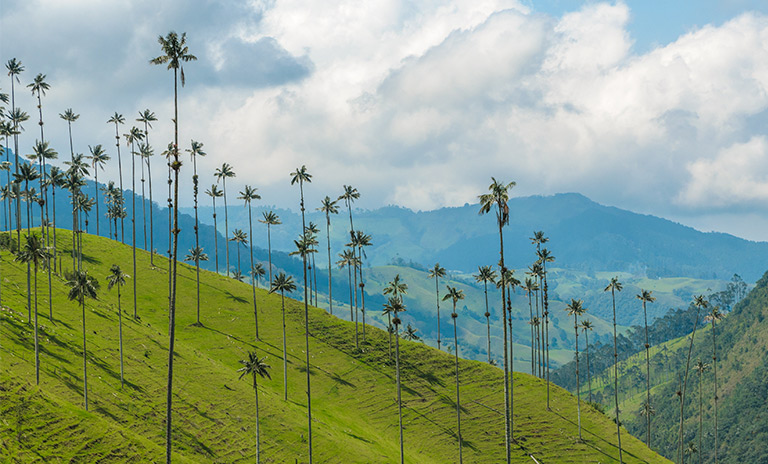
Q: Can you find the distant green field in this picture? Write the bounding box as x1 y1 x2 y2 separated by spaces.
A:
0 229 669 463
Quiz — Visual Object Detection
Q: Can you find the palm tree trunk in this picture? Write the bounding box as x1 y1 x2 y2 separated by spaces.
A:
223 179 229 276
131 142 138 319
574 314 582 441
253 374 262 464
81 299 89 411
347 265 353 322
507 293 514 442
212 198 218 273
147 154 154 265
33 266 39 385
527 291 534 374
325 214 333 315
585 330 592 403
680 307 702 464
281 293 288 401
435 277 441 351
95 171 100 236
52 186 57 273
395 322 404 464
698 373 702 464
353 259 359 349
387 313 392 359
118 285 124 388
194 158 200 324
359 260 366 343
266 224 272 285
544 276 551 410
611 289 623 463
453 311 463 463
485 282 492 364
114 123 124 244
642 301 651 447
497 219 511 459
298 181 313 464
712 320 719 463
141 150 147 251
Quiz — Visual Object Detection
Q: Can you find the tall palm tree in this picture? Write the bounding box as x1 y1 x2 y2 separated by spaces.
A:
604 276 624 462
28 75 50 242
161 142 174 300
306 222 321 306
137 110 157 262
125 127 145 320
350 230 371 341
60 108 79 163
290 164 314 462
705 305 724 463
580 319 594 403
496 267 519 438
684 442 698 464
443 285 465 462
270 272 296 402
87 145 110 237
403 323 420 341
214 163 235 276
259 211 280 285
337 248 359 328
150 30 197 464
318 196 339 314
478 177 515 456
428 263 447 351
15 162 39 320
30 141 56 319
48 166 65 271
694 359 709 464
565 298 588 441
522 277 539 375
383 274 408 358
637 288 656 447
205 184 223 273
6 59 24 241
231 228 248 276
237 351 272 464
475 265 497 364
184 247 208 325
338 184 359 239
187 140 206 273
680 295 708 464
137 143 153 250
15 233 50 384
239 185 261 338
107 113 126 243
383 296 407 464
106 264 130 388
66 269 98 411
537 247 555 407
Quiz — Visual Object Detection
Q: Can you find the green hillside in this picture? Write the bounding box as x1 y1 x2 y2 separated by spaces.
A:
0 230 668 463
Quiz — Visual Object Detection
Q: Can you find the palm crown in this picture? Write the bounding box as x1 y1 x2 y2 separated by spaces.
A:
149 31 197 85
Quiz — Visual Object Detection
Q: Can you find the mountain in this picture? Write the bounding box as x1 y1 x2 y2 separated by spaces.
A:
552 269 768 462
0 230 668 463
187 193 768 282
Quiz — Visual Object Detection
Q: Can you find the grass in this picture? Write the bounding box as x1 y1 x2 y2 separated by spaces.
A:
1 228 670 463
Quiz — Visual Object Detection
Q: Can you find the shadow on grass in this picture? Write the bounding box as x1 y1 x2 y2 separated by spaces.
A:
223 291 247 304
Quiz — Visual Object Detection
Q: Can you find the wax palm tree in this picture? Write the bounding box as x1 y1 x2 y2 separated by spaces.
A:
6 100 28 246
86 144 110 237
350 230 371 341
403 323 420 341
428 263 447 350
475 265 497 364
214 163 235 276
137 109 157 261
232 270 245 282
251 263 266 289
161 140 174 286
150 30 197 464
443 285 465 462
28 75 50 237
15 162 39 320
15 233 50 384
705 305 724 463
694 359 709 464
603 277 624 462
259 210 280 284
637 288 656 446
338 184 359 239
383 274 408 358
270 272 296 401
478 177 515 460
107 113 126 242
383 296 407 464
184 247 208 325
337 248 359 327
290 164 314 462
679 295 708 463
237 351 272 464
107 264 130 387
30 141 56 317
306 222 321 306
565 299 588 440
318 196 339 314
496 267 519 438
239 185 261 336
522 277 539 375
580 319 594 403
59 108 79 163
137 143 153 250
205 184 224 273
125 127 145 320
231 228 248 276
537 247 555 406
684 442 697 464
67 269 98 411
187 139 206 272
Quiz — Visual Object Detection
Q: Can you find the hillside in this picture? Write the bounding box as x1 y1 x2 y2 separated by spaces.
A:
0 229 668 463
553 270 768 462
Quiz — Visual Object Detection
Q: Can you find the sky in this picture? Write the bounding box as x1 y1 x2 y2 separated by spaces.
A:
3 0 768 241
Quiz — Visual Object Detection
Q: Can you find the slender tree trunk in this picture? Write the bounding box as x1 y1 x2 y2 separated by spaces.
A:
528 291 534 375
585 330 592 403
611 289 623 463
114 122 124 244
347 265 353 322
698 372 702 464
353 256 359 349
574 314 582 441
95 171 100 236
484 282 492 364
52 186 57 273
147 152 154 265
507 293 514 442
387 311 393 359
298 181 313 463
194 157 200 324
643 300 651 447
359 258 366 343
497 219 511 461
326 214 333 315
435 277 441 350
266 224 272 285
81 299 89 411
712 320 719 463
452 310 463 463
33 266 39 385
132 142 138 319
281 294 288 401
253 374 262 464
395 321 404 464
118 285 124 388
679 306 702 464
141 148 147 251
223 179 229 276
544 276 551 410
212 198 218 273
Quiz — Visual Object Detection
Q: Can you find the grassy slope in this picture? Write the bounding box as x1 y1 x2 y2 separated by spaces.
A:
1 229 668 463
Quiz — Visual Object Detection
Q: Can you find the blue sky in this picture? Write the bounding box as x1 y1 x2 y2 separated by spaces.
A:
4 1 768 242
